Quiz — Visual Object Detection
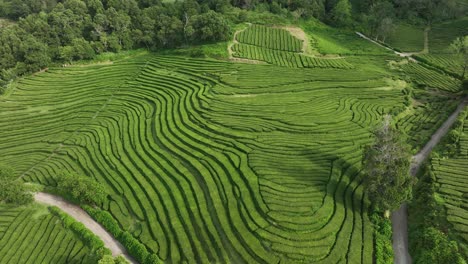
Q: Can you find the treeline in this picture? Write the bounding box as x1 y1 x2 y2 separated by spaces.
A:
0 0 231 87
1 0 466 88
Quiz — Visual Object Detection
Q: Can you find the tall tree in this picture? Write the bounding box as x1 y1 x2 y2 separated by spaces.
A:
0 164 33 205
450 36 468 80
328 0 351 27
362 115 413 216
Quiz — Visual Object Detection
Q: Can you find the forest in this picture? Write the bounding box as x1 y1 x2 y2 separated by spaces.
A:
0 0 465 88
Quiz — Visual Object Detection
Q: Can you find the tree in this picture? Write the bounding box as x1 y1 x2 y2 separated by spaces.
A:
450 36 468 80
328 0 351 27
56 173 107 205
412 227 465 264
362 115 413 216
366 1 395 42
20 36 51 72
0 164 33 205
191 10 230 42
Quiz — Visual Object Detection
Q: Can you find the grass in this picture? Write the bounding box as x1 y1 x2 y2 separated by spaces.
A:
300 20 392 55
386 23 425 52
429 17 468 53
0 204 98 264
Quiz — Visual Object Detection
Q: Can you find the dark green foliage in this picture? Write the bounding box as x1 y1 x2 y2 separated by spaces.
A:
191 10 230 42
49 206 106 252
56 173 107 206
409 166 466 264
0 0 235 90
362 115 413 212
84 206 160 264
370 212 393 264
83 205 123 236
328 0 351 27
463 79 468 94
412 227 465 264
0 164 33 205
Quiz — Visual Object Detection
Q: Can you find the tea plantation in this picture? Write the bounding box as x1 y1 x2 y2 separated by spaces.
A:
0 24 464 263
431 108 468 257
0 204 96 263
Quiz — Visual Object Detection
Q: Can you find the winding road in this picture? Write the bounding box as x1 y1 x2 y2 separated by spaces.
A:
392 96 468 264
35 192 137 264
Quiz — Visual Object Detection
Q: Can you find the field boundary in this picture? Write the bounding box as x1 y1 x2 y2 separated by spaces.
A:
228 24 267 64
392 96 468 264
35 192 137 263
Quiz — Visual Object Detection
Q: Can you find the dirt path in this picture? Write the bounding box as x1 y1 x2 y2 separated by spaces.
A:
392 96 467 264
276 26 309 54
355 32 418 62
228 24 266 64
35 192 137 264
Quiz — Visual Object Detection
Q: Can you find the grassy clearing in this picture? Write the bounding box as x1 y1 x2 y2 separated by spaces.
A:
429 17 468 53
386 23 425 52
0 204 97 264
301 21 391 55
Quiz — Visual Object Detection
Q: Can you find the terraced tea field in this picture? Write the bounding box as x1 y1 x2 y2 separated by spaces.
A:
431 108 468 255
0 50 416 263
0 204 96 263
399 62 461 92
232 24 352 68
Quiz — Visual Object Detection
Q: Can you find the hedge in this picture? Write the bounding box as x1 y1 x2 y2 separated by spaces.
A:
83 205 161 264
48 206 111 256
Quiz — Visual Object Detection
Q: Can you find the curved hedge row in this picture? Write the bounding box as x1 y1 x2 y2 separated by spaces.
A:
83 205 160 264
233 24 353 69
0 204 97 263
0 54 419 263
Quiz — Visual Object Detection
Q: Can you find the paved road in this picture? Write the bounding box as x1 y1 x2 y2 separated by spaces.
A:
35 192 137 264
392 97 467 264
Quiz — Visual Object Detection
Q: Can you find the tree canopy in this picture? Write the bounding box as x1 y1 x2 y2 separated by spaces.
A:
450 36 468 80
362 115 414 213
0 164 33 205
56 173 107 205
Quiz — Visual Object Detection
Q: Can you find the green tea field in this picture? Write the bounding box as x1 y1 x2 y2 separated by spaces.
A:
0 204 97 263
0 52 397 263
0 22 464 264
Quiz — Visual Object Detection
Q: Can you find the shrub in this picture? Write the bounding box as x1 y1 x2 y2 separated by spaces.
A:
49 206 106 251
370 212 393 264
82 205 123 237
55 173 107 205
83 206 161 264
0 164 33 205
411 227 465 264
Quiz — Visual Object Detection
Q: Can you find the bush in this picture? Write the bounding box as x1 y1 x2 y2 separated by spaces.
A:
411 227 465 264
0 164 33 205
83 206 161 264
55 173 107 205
370 212 393 264
82 205 123 237
409 166 466 264
49 206 106 252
